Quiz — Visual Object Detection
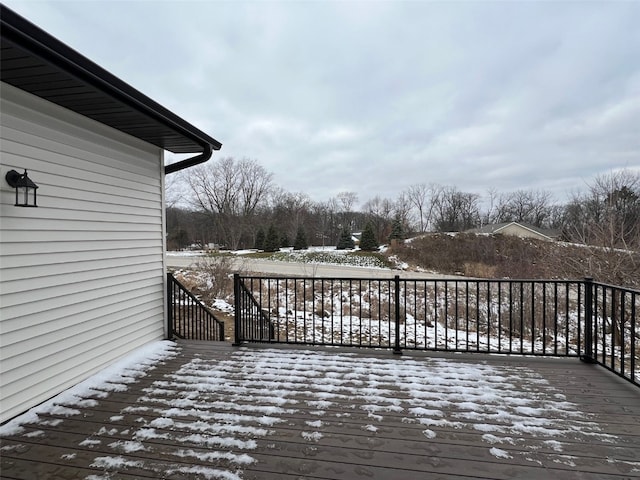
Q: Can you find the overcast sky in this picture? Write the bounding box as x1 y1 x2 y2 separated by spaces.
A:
5 0 640 207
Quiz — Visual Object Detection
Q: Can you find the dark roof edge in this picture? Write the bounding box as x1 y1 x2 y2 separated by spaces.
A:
0 4 222 154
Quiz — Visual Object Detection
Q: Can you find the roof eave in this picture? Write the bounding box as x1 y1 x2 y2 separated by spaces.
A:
0 5 221 158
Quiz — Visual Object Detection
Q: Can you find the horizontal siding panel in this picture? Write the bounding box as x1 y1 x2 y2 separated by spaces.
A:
0 229 163 243
29 191 161 216
2 304 165 380
0 239 162 257
0 256 162 285
1 283 164 335
1 270 162 314
2 298 164 358
0 209 161 227
0 248 162 270
0 217 161 232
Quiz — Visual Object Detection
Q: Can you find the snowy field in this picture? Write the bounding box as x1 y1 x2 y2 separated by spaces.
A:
1 341 638 479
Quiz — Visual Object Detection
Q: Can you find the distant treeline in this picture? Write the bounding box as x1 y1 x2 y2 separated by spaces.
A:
167 157 639 258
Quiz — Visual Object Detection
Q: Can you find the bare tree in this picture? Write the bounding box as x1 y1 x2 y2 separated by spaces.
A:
185 157 274 249
493 189 553 227
563 169 640 250
557 169 640 287
404 183 444 233
433 187 481 232
270 190 312 241
362 195 395 243
336 191 359 232
393 191 413 234
480 187 499 227
164 171 185 209
405 184 428 233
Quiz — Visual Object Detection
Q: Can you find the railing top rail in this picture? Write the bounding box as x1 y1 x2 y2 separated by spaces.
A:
238 274 585 285
590 281 640 295
168 272 213 306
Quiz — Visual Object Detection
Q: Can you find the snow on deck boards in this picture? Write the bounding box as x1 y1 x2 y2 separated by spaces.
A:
1 341 639 480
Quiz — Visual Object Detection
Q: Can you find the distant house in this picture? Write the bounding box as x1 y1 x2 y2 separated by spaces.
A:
466 222 560 242
0 5 221 423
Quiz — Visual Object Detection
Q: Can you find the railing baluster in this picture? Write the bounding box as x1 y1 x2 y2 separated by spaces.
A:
497 281 502 353
620 291 625 377
477 282 481 353
509 282 513 353
631 292 636 383
434 281 439 351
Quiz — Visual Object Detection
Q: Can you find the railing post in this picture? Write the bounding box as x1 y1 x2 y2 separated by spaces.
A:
393 275 402 355
166 272 174 340
233 273 242 346
581 277 595 363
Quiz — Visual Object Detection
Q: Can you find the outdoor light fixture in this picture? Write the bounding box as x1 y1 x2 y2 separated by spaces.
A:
5 169 39 207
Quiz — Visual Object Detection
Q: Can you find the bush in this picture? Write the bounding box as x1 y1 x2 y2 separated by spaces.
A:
192 254 240 301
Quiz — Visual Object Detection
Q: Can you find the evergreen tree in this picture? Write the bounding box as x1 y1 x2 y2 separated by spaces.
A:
264 225 280 252
359 223 379 251
294 226 308 250
280 233 290 248
336 228 355 250
389 217 405 244
254 227 265 250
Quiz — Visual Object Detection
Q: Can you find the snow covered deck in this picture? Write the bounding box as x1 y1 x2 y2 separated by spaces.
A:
1 341 639 479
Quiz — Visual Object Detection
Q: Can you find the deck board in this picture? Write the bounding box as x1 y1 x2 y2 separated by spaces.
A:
1 341 639 479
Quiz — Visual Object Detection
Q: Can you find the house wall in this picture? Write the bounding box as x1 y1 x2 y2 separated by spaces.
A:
0 83 166 423
497 224 548 241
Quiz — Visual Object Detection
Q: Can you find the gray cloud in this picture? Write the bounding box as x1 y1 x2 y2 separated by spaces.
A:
6 0 639 207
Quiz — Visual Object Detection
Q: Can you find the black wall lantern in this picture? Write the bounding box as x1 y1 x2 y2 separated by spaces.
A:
5 169 39 207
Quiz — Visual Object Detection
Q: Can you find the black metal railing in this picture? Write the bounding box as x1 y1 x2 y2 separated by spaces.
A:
167 272 224 341
233 273 275 344
234 274 639 387
586 279 637 384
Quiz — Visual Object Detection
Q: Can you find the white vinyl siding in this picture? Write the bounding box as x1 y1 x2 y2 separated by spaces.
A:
0 83 166 423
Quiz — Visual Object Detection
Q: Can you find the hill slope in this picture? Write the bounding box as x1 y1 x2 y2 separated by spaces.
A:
389 233 639 289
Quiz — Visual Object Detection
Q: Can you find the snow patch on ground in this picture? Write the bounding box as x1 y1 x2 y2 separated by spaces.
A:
301 431 324 442
490 447 513 459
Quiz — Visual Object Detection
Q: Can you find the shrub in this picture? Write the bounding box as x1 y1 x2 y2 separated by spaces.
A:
192 254 241 301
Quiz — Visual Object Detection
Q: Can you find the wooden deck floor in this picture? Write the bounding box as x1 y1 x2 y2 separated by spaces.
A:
1 341 639 480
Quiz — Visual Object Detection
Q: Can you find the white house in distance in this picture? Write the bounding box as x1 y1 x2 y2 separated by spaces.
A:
466 222 560 242
0 5 221 423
